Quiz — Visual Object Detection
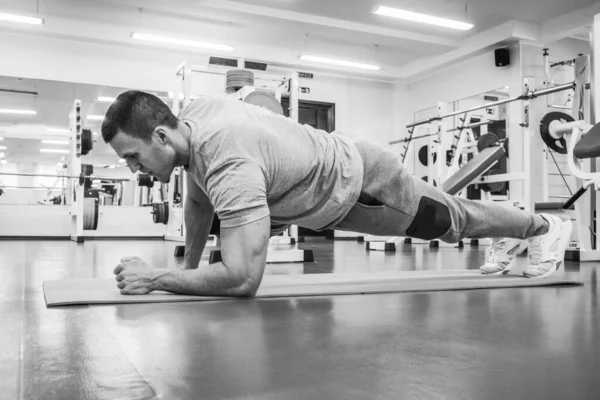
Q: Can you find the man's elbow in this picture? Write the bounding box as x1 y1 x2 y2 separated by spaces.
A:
234 277 261 297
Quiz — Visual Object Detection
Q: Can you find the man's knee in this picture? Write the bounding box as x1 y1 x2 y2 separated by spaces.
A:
405 197 452 240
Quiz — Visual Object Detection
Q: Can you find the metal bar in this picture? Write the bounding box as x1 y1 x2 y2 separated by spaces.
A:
447 119 491 133
550 59 575 68
389 132 437 145
590 22 598 250
405 82 576 129
549 105 572 110
0 172 131 182
0 186 64 190
529 82 575 98
562 185 589 209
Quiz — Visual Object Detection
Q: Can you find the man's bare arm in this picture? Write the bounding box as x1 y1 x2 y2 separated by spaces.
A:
182 174 214 269
149 215 270 296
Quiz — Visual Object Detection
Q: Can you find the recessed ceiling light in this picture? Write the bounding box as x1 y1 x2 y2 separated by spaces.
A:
118 159 126 163
0 146 6 150
40 149 70 154
0 12 44 25
299 55 381 71
0 109 36 115
0 152 5 158
1 159 7 164
131 32 235 52
47 128 70 133
97 96 116 102
0 137 3 141
42 140 69 145
373 6 474 30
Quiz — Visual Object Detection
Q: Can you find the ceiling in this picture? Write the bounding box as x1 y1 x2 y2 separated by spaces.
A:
0 0 596 81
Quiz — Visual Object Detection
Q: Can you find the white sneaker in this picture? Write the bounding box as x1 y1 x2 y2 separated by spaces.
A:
480 238 528 275
523 214 573 278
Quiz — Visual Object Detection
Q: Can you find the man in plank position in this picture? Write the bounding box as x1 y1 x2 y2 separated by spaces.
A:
103 91 572 297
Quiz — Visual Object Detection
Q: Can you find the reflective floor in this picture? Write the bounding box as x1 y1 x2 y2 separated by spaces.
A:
1 239 599 400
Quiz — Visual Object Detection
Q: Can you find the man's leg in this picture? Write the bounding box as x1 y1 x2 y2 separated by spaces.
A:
336 138 572 277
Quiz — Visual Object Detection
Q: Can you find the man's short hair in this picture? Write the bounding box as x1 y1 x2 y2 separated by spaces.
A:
101 90 178 143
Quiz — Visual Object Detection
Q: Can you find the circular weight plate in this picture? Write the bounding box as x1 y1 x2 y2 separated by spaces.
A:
83 197 98 230
161 203 169 225
477 133 500 152
82 129 93 155
418 146 437 166
481 169 506 193
243 91 284 115
138 173 154 188
152 203 169 224
420 176 437 187
539 111 574 154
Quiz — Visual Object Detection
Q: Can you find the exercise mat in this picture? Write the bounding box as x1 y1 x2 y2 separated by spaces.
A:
43 270 583 307
43 270 582 307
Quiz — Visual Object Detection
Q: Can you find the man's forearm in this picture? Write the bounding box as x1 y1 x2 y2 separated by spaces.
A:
151 262 255 297
183 199 214 269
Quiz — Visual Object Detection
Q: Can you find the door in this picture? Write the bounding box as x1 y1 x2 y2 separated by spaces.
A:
281 99 336 238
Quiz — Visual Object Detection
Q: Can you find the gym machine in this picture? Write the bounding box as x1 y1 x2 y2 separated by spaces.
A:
366 77 579 253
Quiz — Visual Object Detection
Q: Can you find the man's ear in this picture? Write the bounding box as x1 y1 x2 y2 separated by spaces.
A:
153 127 168 144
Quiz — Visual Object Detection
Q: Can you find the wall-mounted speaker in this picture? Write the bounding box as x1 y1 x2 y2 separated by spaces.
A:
495 48 510 67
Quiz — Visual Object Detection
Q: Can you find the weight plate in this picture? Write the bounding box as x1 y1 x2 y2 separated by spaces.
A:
243 91 284 115
82 129 93 155
81 164 94 176
477 133 500 152
152 203 169 224
420 176 437 187
226 69 255 92
539 111 574 154
83 197 98 230
418 145 437 166
138 173 154 188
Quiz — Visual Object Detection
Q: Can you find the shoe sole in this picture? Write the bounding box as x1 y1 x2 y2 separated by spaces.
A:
524 220 573 279
481 263 513 275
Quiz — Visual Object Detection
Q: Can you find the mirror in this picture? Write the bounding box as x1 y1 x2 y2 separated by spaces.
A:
0 76 174 206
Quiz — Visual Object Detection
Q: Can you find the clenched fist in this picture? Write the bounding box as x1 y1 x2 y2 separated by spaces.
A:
113 256 157 295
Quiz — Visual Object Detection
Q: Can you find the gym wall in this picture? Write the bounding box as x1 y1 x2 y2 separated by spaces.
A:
404 43 521 116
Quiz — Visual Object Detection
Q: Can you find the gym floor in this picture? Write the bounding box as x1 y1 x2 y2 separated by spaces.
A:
2 239 599 400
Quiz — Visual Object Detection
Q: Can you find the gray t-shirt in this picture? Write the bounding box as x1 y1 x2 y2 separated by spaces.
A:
179 97 364 231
